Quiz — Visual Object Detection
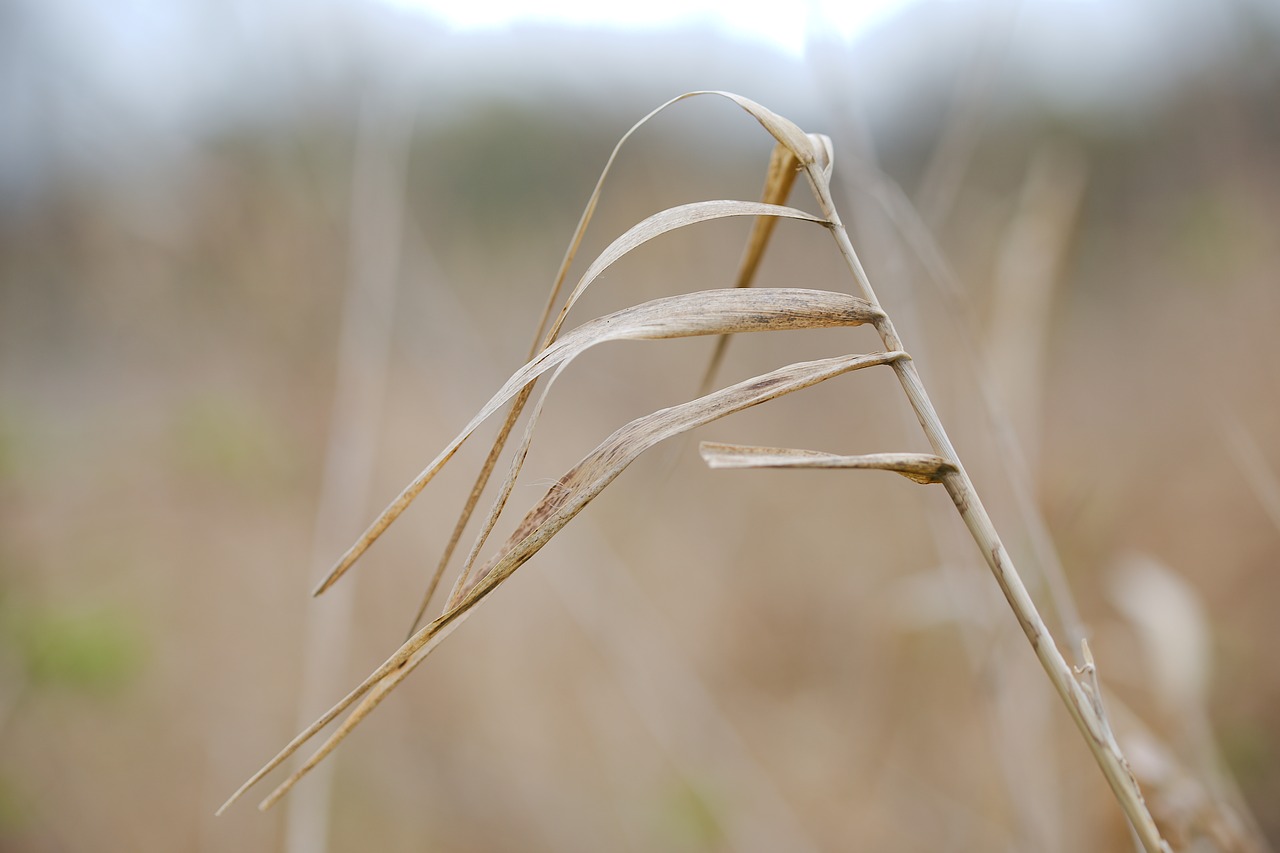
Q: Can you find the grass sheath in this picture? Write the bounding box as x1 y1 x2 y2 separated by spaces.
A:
220 92 1172 851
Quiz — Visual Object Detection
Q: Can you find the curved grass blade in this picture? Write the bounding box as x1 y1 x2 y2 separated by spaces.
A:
697 143 801 398
219 350 906 813
314 288 880 596
442 359 572 609
529 89 824 355
418 91 831 631
458 351 905 601
402 200 831 634
545 200 828 343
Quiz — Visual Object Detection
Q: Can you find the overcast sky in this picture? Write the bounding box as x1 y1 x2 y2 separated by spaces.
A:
2 0 1276 206
377 0 920 56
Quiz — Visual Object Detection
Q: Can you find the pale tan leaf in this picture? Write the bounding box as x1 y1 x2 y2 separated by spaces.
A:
547 200 828 341
448 282 884 606
808 133 835 180
696 91 819 167
738 144 805 289
699 442 956 484
313 288 880 595
222 350 906 813
697 143 803 397
530 90 823 354
410 196 829 630
462 352 907 600
421 90 828 631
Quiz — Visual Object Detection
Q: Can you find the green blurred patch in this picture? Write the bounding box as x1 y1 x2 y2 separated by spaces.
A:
1219 719 1273 790
1172 190 1264 281
169 394 294 488
0 412 33 483
414 99 618 261
653 777 726 851
0 774 29 831
0 421 13 482
8 604 145 694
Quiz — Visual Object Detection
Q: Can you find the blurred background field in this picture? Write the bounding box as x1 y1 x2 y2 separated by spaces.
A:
1 1 1279 850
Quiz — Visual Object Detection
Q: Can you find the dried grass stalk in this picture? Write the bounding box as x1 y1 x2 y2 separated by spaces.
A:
313 286 879 598
223 91 1173 852
219 351 903 814
760 97 1170 850
414 94 827 631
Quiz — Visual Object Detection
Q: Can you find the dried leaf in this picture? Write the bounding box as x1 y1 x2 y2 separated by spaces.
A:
422 90 829 629
738 145 805 288
808 133 835 180
699 442 956 484
219 350 905 814
699 91 819 167
445 286 881 606
530 90 824 355
409 197 830 630
697 143 802 397
547 200 828 341
463 353 906 600
314 289 880 595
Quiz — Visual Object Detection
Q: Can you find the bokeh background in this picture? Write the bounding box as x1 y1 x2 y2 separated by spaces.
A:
2 1 1278 850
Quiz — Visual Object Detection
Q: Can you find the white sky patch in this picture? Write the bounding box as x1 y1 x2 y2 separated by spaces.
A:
378 0 917 57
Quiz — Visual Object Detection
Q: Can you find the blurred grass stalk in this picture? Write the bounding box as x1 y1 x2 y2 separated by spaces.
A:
223 92 1265 852
281 90 413 853
395 241 824 851
841 109 1269 851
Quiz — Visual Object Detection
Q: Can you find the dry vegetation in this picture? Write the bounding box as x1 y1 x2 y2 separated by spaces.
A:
217 92 1191 853
1 18 1279 853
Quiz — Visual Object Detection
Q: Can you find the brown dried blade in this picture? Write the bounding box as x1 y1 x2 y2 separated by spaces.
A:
438 284 884 612
317 284 870 601
219 350 905 814
402 200 829 633
458 352 906 611
698 442 957 485
409 90 830 631
697 142 800 397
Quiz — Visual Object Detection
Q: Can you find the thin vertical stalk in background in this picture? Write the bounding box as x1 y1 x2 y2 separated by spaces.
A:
977 138 1087 851
282 92 413 853
913 0 1020 229
984 142 1089 470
